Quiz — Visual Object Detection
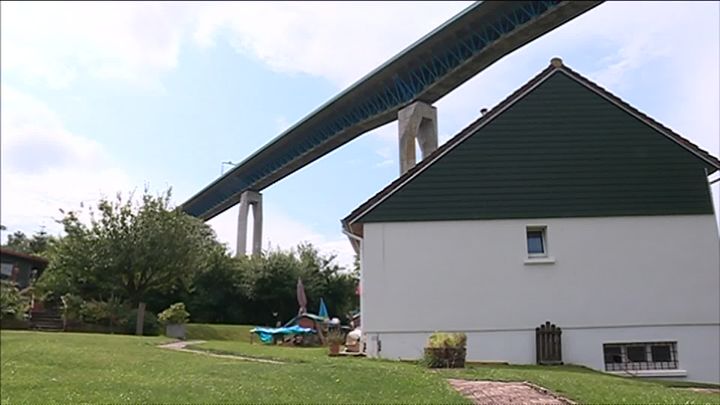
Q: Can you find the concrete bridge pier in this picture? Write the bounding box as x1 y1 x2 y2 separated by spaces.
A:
398 101 438 175
236 190 262 256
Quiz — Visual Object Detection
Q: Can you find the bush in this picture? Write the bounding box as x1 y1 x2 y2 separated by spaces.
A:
158 302 190 325
61 293 85 322
427 332 467 349
124 309 160 336
81 300 110 324
1 281 30 320
423 332 467 369
82 298 127 325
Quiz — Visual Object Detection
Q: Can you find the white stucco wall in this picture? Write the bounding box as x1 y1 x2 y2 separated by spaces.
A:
360 215 720 383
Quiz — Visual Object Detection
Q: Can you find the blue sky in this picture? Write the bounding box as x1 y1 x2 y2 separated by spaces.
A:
2 1 719 267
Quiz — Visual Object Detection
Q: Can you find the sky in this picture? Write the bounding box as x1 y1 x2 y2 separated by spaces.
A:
1 1 719 268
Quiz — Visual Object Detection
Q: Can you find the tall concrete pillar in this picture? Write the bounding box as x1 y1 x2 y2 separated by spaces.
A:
398 101 438 175
236 190 263 256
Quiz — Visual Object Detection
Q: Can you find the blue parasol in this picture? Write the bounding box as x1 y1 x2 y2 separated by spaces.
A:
318 297 329 319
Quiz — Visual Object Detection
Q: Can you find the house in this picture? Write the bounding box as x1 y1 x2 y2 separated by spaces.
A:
0 247 48 289
342 59 720 383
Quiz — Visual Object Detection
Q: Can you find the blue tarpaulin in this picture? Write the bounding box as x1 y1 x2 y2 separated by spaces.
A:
250 325 315 344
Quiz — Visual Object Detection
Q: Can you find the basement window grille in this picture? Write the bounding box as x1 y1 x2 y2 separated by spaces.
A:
603 342 678 371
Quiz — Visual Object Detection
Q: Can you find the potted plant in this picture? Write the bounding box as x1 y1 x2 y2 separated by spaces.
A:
423 332 467 368
158 302 190 339
327 329 345 355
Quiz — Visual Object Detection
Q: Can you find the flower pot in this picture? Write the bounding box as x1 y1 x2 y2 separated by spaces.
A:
329 342 341 355
424 347 466 368
165 323 186 339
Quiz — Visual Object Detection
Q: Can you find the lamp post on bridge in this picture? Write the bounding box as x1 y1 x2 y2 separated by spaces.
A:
221 161 237 175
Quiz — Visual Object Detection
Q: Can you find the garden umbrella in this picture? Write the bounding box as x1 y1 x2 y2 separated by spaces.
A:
318 298 329 319
296 277 307 315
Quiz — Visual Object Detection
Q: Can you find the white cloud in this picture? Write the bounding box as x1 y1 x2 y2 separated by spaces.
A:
192 1 472 87
1 1 471 89
207 204 356 269
1 1 190 88
0 86 133 237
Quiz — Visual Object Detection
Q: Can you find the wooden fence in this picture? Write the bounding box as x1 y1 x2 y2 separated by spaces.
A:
536 321 563 365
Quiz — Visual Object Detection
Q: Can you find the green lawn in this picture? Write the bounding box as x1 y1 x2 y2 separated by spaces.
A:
1 330 718 404
0 331 463 404
185 323 255 343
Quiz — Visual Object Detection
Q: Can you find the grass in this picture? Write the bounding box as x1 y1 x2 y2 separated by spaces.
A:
192 340 326 363
184 323 255 342
2 330 718 404
439 363 720 404
0 331 464 404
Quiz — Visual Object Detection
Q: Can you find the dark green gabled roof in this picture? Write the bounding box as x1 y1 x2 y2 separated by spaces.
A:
343 59 719 235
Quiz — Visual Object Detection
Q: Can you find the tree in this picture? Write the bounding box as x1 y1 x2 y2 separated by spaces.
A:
38 189 224 307
176 250 249 324
3 229 56 256
182 243 360 326
5 231 31 253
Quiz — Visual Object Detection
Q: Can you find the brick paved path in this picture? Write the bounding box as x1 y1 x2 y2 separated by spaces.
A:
447 379 573 405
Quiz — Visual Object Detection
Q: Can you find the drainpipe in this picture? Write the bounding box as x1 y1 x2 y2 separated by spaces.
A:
342 229 363 244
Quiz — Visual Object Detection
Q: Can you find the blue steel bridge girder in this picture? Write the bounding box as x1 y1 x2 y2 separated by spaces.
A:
183 1 603 219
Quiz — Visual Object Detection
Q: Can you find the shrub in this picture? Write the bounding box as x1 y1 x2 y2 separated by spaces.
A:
61 293 85 322
124 309 160 336
1 281 29 320
81 300 110 324
158 302 190 325
423 332 467 369
427 332 467 349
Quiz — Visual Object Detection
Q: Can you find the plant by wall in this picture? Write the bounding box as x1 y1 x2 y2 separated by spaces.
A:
423 332 467 368
158 302 190 325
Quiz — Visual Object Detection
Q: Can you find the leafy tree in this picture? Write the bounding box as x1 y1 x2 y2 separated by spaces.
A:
5 231 31 253
28 229 55 256
38 189 224 307
184 252 249 324
186 243 359 326
3 229 56 256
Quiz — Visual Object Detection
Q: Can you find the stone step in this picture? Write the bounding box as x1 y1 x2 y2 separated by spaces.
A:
31 317 62 323
32 320 64 329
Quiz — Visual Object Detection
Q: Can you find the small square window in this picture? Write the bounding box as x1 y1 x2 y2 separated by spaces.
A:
526 227 546 256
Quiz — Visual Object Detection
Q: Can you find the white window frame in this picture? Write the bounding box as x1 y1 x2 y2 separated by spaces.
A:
524 225 555 264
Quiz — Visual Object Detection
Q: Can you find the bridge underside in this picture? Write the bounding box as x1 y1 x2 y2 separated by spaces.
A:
182 1 603 222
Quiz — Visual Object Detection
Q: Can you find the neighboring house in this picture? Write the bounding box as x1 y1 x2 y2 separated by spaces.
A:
342 59 720 383
0 247 48 289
